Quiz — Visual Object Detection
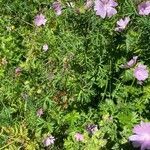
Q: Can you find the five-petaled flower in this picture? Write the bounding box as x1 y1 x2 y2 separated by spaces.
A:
74 133 84 141
121 56 138 69
129 122 150 150
94 0 118 18
43 135 55 147
115 17 130 31
52 2 62 16
138 1 150 16
134 64 149 81
34 14 47 26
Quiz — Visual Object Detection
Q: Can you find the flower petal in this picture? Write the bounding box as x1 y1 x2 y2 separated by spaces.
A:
107 7 117 17
94 1 107 18
108 0 118 7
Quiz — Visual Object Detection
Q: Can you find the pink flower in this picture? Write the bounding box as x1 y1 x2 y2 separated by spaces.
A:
138 1 150 16
134 64 149 81
115 17 130 31
34 14 47 26
37 108 44 117
43 44 49 51
121 56 138 69
52 2 62 16
43 135 55 147
129 122 150 150
74 133 84 141
94 0 118 18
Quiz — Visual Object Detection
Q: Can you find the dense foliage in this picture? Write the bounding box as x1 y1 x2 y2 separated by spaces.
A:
0 0 150 149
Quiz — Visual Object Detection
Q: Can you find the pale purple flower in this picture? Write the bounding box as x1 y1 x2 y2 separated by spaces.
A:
37 108 44 117
134 64 149 81
138 1 150 16
94 0 118 18
121 56 138 69
43 135 55 147
86 124 98 135
115 17 130 31
74 133 84 141
34 14 47 26
43 44 49 51
129 122 150 150
52 2 62 16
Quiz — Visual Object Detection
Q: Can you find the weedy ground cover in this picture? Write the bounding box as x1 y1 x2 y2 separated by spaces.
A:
1 0 150 149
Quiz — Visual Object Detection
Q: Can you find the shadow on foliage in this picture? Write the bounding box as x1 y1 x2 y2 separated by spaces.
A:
53 124 69 150
139 26 150 66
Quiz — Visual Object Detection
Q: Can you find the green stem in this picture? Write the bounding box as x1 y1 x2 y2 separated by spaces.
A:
0 141 16 150
131 78 135 87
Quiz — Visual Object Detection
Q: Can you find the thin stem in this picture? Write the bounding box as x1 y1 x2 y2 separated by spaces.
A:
128 0 138 15
0 141 16 150
131 78 135 87
102 77 108 101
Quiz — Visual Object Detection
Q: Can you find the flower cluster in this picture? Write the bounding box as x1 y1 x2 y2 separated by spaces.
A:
32 1 150 148
94 0 150 32
94 0 150 18
121 56 149 84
